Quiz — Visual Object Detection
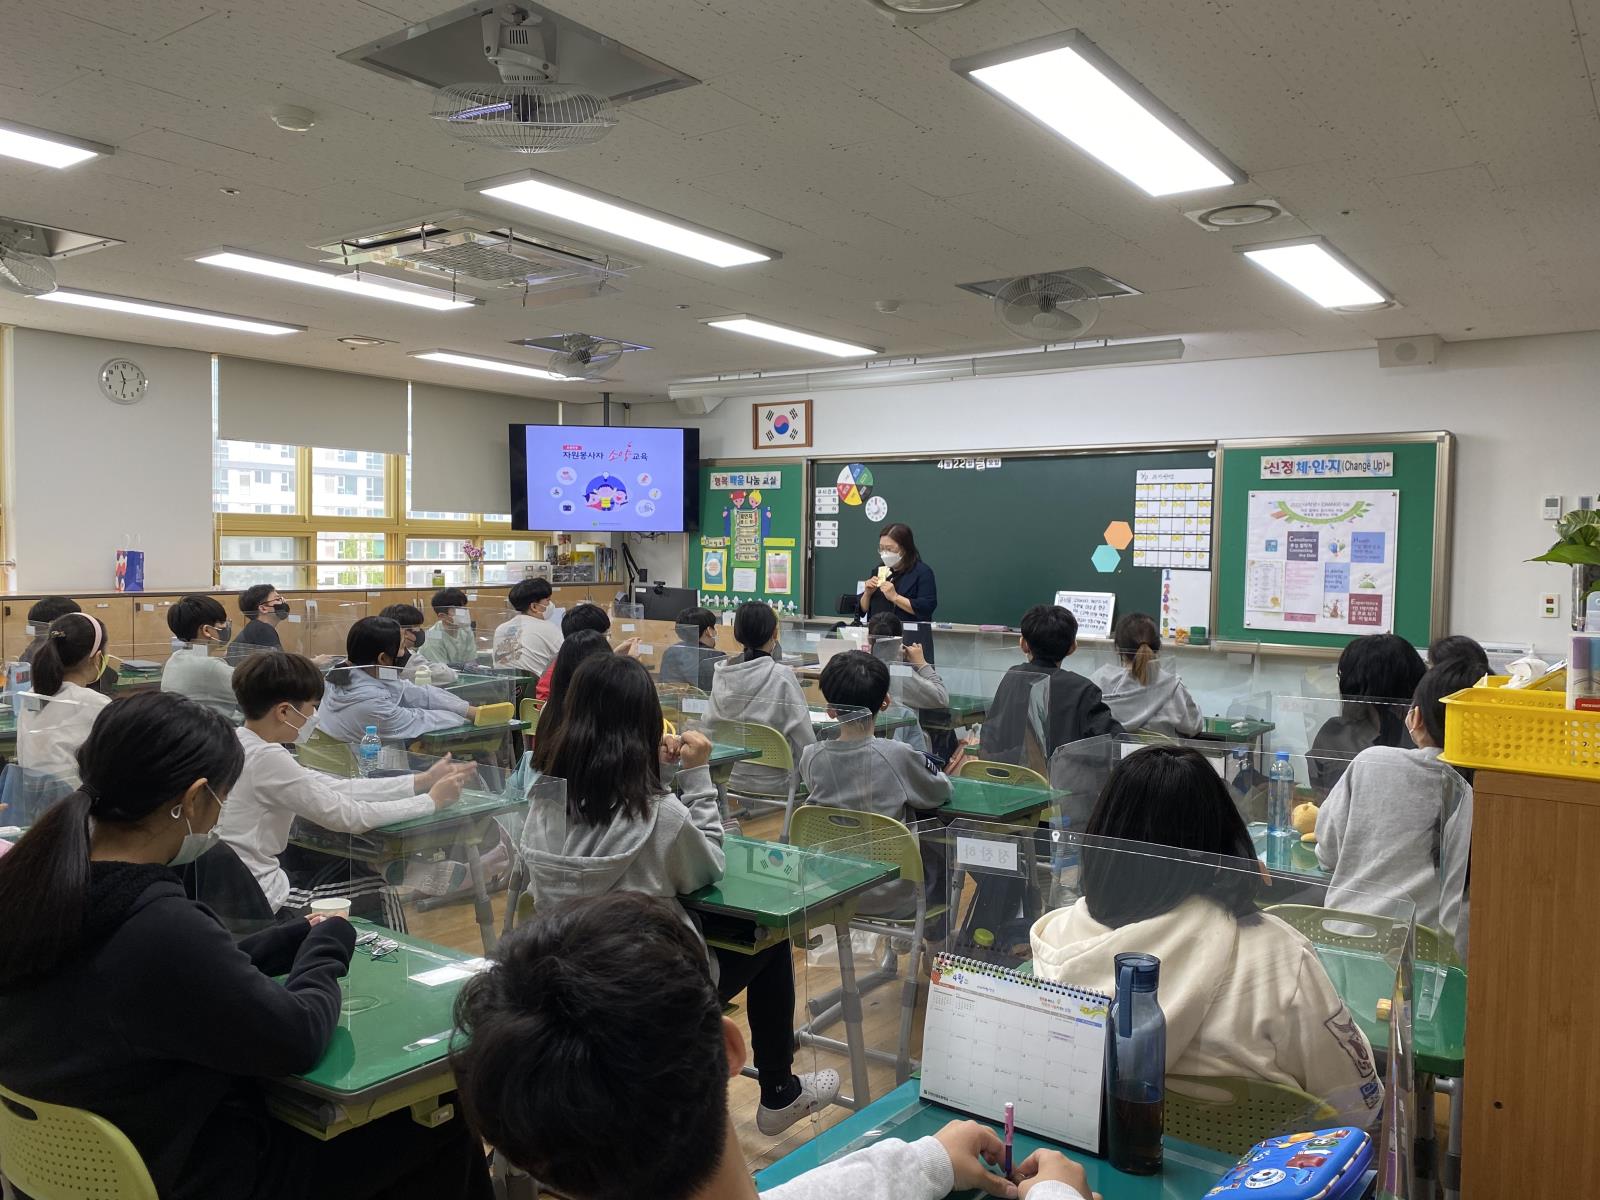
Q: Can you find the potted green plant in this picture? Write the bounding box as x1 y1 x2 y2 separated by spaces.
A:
1530 510 1600 630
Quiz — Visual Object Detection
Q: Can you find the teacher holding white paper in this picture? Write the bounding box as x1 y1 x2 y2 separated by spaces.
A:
859 522 938 659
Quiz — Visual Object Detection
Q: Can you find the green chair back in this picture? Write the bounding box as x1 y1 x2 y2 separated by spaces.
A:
955 757 1050 789
0 1083 158 1200
1165 1074 1336 1157
1264 902 1461 967
788 805 924 885
710 718 797 775
297 729 358 778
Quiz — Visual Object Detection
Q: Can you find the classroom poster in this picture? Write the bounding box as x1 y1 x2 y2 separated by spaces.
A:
1243 490 1399 635
1133 468 1213 569
692 463 805 614
1052 590 1116 638
765 549 792 595
1159 569 1211 644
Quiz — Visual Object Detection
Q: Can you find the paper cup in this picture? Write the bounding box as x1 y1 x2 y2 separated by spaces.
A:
310 897 352 920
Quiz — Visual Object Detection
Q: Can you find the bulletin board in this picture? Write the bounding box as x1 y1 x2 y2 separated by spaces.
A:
690 460 807 613
807 446 1217 629
1213 433 1453 649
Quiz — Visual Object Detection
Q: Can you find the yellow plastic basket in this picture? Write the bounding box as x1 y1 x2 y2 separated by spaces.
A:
1441 678 1600 781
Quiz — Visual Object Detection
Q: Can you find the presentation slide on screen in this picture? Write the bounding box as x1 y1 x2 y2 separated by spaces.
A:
520 426 687 533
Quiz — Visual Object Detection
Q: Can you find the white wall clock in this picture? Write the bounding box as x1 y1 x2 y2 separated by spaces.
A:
99 358 148 406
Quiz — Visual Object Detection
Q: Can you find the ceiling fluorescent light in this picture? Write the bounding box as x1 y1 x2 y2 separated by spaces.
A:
0 119 112 168
952 32 1242 196
1237 237 1389 308
703 315 880 358
195 248 479 311
668 338 1185 401
410 350 575 382
38 288 303 335
471 169 778 268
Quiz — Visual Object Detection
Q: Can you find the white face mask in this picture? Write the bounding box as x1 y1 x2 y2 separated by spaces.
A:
880 550 902 568
167 787 222 868
452 607 472 627
282 703 318 746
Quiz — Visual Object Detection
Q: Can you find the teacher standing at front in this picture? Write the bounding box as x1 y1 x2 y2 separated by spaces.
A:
860 522 938 659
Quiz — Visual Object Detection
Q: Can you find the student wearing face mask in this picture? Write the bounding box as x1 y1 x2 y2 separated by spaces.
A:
492 578 564 675
0 691 495 1200
225 584 293 665
419 586 478 668
216 652 475 919
316 617 476 744
161 594 239 720
378 603 459 685
18 612 114 788
858 522 938 660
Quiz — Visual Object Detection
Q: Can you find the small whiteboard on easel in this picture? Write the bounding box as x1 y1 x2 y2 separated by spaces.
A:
1053 590 1115 638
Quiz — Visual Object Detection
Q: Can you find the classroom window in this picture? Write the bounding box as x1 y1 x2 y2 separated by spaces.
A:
483 512 512 524
214 439 298 515
218 535 302 590
405 538 469 587
314 531 386 588
312 447 386 518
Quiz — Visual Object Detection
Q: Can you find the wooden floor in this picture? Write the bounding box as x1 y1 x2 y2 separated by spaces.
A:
405 805 932 1175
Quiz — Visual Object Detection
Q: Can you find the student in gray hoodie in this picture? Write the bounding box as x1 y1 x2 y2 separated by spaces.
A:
708 601 817 798
520 653 840 1134
316 617 475 744
1090 612 1202 738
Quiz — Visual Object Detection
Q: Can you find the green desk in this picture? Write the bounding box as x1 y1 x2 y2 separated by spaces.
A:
940 776 1062 824
1250 823 1330 885
683 837 899 1111
111 669 163 695
914 692 991 732
264 924 481 1140
292 788 525 955
756 1079 1235 1195
1315 945 1466 1079
1197 716 1275 743
809 707 921 738
413 718 528 769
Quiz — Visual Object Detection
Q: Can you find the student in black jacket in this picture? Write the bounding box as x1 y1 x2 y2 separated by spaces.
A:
979 603 1123 773
0 691 491 1200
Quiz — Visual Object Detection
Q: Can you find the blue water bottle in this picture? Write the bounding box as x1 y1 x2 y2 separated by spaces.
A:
1106 952 1165 1176
357 725 381 776
1268 750 1295 838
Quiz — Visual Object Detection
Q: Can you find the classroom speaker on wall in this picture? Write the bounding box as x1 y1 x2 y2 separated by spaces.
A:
674 394 725 416
1376 334 1442 368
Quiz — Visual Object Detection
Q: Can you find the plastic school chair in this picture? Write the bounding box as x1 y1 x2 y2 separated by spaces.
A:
0 1083 158 1200
1264 902 1461 967
709 718 806 831
788 805 945 1085
517 697 542 731
1165 1074 1336 1157
954 758 1050 789
297 729 358 778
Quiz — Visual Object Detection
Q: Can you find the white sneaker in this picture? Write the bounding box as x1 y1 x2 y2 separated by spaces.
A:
755 1069 842 1134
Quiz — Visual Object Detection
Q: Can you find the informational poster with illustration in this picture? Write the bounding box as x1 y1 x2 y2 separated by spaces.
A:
1159 569 1211 644
1243 490 1399 634
693 464 804 613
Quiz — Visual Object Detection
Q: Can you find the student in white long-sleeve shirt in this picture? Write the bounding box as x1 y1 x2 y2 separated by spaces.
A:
316 616 477 744
160 594 238 720
17 612 112 788
492 578 564 675
215 652 477 917
453 891 1091 1200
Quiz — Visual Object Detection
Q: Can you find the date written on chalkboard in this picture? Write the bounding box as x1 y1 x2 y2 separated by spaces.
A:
936 457 1002 471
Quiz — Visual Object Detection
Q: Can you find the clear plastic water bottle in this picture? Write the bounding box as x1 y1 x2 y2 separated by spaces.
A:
358 725 381 776
1106 952 1165 1175
1268 749 1296 838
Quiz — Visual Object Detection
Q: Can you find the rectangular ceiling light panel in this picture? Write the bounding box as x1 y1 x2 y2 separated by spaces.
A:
0 119 111 168
196 249 480 310
411 349 575 382
1238 238 1389 308
473 170 778 267
703 315 879 358
953 31 1243 197
39 288 303 335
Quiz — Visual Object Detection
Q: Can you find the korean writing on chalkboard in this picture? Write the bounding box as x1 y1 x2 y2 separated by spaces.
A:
935 457 1003 471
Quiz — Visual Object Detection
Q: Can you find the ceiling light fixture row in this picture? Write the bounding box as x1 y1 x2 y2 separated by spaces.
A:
951 30 1393 310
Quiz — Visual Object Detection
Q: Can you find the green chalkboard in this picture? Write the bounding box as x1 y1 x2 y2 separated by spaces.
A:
1214 435 1452 649
691 460 806 614
809 448 1216 628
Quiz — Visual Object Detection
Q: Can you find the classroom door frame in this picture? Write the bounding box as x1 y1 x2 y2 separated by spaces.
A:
802 439 1217 622
1212 430 1454 656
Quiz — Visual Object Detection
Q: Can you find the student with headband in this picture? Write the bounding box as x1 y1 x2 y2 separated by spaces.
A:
17 611 113 787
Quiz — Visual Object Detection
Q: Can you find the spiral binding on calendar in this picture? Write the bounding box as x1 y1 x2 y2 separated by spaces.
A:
932 952 1110 1006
